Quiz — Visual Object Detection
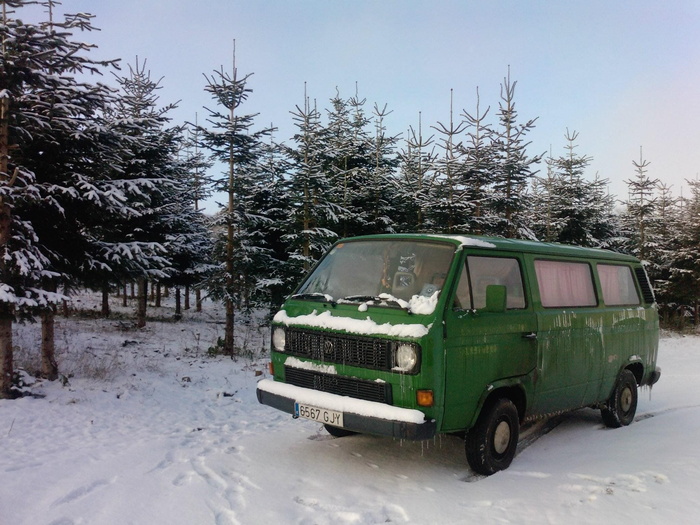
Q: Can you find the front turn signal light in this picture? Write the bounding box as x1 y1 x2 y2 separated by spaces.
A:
417 389 434 407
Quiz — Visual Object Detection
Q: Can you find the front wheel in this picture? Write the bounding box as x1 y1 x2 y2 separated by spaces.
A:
465 398 519 475
601 369 638 428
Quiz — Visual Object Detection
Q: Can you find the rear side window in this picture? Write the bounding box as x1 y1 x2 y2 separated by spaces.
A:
598 264 641 306
535 260 597 308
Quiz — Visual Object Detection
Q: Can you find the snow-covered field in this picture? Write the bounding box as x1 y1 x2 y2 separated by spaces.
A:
1 294 699 525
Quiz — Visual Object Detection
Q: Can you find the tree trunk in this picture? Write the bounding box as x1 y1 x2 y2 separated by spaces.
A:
184 284 190 310
122 283 128 307
155 282 161 307
136 278 147 328
0 310 13 399
224 298 234 356
41 309 58 380
101 284 110 317
196 289 202 313
175 287 182 320
1 89 14 398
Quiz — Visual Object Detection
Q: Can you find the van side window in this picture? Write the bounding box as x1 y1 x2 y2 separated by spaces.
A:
467 256 526 310
534 260 597 308
453 264 472 309
598 264 641 306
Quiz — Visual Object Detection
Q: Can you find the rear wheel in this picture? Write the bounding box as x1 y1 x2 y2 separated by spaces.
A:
465 398 519 475
324 424 357 438
601 369 638 428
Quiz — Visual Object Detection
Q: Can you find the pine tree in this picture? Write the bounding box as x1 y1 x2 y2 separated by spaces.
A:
664 177 700 327
324 87 381 237
158 144 213 319
283 86 339 275
104 57 186 328
622 148 659 260
394 114 437 232
529 149 562 242
199 49 272 355
181 119 214 312
490 69 543 238
531 130 617 248
365 103 399 234
1 0 124 393
649 182 681 325
459 87 496 234
428 89 468 233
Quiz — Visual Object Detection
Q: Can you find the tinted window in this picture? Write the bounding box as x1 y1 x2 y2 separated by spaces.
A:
598 264 641 306
535 260 596 308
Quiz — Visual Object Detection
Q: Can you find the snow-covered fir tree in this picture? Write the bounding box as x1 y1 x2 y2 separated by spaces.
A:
198 54 273 355
621 148 659 260
103 58 188 328
324 88 388 237
282 88 339 274
394 114 437 232
364 103 399 234
533 130 617 248
458 87 496 234
0 0 126 394
427 89 469 233
489 69 543 238
663 177 700 327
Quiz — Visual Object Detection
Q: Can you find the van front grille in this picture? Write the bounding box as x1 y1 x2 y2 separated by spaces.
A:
284 367 392 404
284 328 392 371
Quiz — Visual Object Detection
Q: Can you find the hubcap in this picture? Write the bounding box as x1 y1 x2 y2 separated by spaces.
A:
493 420 511 455
620 386 633 413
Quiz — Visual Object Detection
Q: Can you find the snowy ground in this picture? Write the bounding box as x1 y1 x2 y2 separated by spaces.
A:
1 293 699 525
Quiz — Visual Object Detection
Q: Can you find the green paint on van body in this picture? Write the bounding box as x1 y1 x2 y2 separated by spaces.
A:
257 234 660 468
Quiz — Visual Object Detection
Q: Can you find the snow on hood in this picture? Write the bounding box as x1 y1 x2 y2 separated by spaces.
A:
273 309 430 339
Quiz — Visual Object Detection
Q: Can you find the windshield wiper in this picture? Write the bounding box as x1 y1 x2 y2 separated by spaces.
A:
341 295 409 311
290 293 337 306
342 295 383 302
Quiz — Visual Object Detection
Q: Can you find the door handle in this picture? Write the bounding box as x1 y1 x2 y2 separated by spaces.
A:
522 332 537 340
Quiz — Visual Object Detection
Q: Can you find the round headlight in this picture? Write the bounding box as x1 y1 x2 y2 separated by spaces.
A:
395 343 418 372
272 327 286 352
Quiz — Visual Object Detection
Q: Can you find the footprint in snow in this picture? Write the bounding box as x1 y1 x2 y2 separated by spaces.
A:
51 478 113 507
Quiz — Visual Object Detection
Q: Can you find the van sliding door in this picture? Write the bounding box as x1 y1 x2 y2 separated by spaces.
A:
529 257 605 414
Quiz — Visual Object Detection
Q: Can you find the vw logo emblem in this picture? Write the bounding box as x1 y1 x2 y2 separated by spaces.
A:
323 339 334 355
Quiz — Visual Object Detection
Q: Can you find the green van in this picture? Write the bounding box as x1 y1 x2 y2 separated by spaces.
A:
256 234 660 474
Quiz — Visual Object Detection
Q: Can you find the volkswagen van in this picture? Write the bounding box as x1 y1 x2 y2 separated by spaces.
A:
256 234 660 474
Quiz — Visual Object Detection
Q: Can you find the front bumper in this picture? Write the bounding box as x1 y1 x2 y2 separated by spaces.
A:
256 379 436 441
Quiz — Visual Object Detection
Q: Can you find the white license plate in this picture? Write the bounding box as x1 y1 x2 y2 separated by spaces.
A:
295 402 344 427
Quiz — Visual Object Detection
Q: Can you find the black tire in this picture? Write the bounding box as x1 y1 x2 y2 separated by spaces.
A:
465 398 519 475
324 424 357 438
601 369 638 428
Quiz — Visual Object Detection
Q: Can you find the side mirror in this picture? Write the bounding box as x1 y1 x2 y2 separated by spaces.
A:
485 284 507 313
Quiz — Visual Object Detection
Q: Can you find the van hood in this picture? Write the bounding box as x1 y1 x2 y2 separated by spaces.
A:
273 307 432 339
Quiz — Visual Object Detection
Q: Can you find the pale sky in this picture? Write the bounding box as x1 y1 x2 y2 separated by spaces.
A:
22 0 700 204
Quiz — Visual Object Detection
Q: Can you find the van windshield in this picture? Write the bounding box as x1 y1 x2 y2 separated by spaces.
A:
295 240 456 311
